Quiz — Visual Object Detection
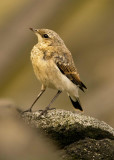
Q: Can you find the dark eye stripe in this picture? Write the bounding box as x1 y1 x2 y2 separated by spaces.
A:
43 34 49 38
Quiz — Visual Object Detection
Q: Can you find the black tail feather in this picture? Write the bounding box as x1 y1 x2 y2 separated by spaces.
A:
81 82 87 89
79 82 87 92
69 97 83 111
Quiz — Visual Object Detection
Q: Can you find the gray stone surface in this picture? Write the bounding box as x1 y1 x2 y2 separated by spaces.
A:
21 109 114 160
62 138 114 160
22 109 114 146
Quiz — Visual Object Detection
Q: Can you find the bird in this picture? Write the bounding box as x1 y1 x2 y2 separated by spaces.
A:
23 28 87 115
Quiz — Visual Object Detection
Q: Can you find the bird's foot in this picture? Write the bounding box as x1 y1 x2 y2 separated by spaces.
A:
38 107 55 118
22 108 32 114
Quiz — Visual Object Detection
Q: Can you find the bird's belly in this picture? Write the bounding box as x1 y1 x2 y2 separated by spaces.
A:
31 56 78 95
31 56 57 88
32 58 49 86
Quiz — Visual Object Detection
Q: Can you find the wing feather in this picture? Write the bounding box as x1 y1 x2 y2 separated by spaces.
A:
56 61 87 92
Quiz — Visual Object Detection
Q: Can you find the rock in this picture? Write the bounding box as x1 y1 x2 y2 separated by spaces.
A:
22 109 114 146
62 138 114 160
21 109 114 160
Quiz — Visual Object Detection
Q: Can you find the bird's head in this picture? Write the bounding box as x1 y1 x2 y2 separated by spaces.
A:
29 28 64 46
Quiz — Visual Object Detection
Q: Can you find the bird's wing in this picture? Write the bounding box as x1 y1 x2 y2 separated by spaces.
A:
55 54 87 92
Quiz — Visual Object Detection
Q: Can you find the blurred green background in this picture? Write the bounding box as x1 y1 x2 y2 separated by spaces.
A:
0 0 114 127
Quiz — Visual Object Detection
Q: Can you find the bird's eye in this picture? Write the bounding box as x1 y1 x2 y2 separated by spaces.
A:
43 34 49 38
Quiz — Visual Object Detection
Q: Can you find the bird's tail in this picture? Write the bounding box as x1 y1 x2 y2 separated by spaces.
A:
69 96 83 111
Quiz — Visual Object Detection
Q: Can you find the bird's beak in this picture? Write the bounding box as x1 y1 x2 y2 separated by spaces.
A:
29 27 37 33
29 28 42 42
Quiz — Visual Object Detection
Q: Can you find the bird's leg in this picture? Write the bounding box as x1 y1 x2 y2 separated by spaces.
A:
22 85 46 113
38 90 62 117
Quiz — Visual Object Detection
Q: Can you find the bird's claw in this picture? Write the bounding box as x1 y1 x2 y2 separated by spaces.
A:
22 108 32 114
38 107 55 118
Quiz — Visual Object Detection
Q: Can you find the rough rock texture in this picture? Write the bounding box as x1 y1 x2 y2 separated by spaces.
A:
62 138 114 160
22 109 114 160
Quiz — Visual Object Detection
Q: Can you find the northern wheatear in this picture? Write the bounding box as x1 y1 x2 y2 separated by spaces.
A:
23 28 87 114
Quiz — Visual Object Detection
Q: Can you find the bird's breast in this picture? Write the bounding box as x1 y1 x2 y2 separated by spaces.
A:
31 48 57 88
31 46 48 85
30 45 78 96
